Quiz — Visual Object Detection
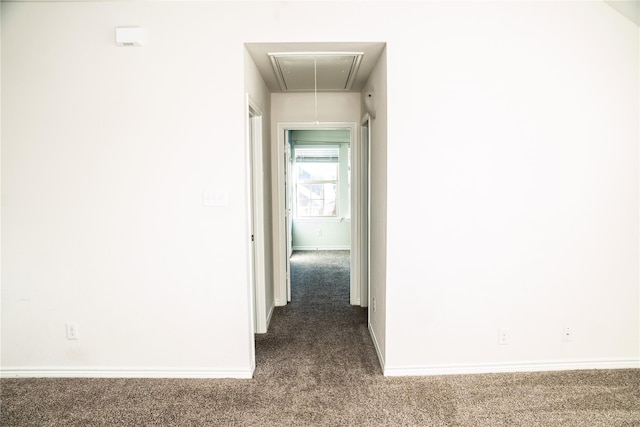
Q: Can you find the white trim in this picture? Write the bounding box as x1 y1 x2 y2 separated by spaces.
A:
247 96 268 334
275 122 360 307
359 114 371 308
292 245 350 251
244 96 257 368
275 125 288 306
368 323 385 372
293 217 350 223
383 359 640 377
265 303 275 330
0 368 254 379
349 123 360 306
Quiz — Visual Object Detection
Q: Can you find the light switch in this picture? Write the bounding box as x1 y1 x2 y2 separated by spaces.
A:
203 189 228 207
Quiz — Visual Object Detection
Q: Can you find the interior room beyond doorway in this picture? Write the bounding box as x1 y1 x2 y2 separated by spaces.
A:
290 129 351 252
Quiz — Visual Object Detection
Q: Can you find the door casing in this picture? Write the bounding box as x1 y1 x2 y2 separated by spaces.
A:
247 96 268 334
360 114 372 309
275 121 363 306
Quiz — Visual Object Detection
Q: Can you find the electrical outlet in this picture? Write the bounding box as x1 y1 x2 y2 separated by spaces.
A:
498 328 509 345
562 327 571 342
66 322 79 340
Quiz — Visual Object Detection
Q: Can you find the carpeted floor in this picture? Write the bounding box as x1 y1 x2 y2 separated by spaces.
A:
1 250 639 426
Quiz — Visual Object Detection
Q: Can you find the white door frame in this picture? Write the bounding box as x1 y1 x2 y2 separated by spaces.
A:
246 96 268 334
284 131 293 302
360 114 372 308
275 121 362 306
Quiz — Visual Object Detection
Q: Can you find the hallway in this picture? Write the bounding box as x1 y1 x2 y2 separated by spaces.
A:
254 250 380 382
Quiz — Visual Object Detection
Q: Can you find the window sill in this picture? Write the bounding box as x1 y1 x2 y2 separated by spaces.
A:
293 217 351 223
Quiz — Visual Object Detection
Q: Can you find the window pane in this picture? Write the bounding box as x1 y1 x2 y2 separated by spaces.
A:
297 163 338 181
321 183 337 216
296 182 337 216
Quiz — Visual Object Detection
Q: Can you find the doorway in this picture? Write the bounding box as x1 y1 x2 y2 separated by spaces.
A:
244 42 386 372
275 122 364 307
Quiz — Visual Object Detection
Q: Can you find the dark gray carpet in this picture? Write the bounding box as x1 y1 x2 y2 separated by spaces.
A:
1 250 639 426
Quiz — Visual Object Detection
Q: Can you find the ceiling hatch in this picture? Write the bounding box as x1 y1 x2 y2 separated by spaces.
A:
268 52 364 92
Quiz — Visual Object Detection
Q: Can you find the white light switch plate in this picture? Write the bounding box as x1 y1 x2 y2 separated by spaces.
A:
203 189 228 207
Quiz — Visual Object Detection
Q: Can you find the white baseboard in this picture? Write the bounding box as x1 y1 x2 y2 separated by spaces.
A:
383 358 640 377
292 246 350 251
368 323 385 372
0 368 254 379
266 304 274 330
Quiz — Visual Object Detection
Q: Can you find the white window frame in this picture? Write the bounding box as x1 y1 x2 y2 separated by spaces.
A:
294 145 340 218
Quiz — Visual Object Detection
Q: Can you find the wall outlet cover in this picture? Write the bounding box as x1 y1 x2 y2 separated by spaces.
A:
66 322 79 340
498 328 509 345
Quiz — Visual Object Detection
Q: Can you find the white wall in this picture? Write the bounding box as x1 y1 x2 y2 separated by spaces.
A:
1 1 638 378
363 48 388 369
292 220 350 250
0 5 3 349
1 1 256 377
383 1 639 374
272 93 361 124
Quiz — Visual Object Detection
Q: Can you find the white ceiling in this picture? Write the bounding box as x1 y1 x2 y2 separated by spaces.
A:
246 42 386 93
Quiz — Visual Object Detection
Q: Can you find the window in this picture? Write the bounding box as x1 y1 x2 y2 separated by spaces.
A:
295 146 339 217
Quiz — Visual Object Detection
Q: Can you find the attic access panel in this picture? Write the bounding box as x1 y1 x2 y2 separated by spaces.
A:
268 52 364 92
